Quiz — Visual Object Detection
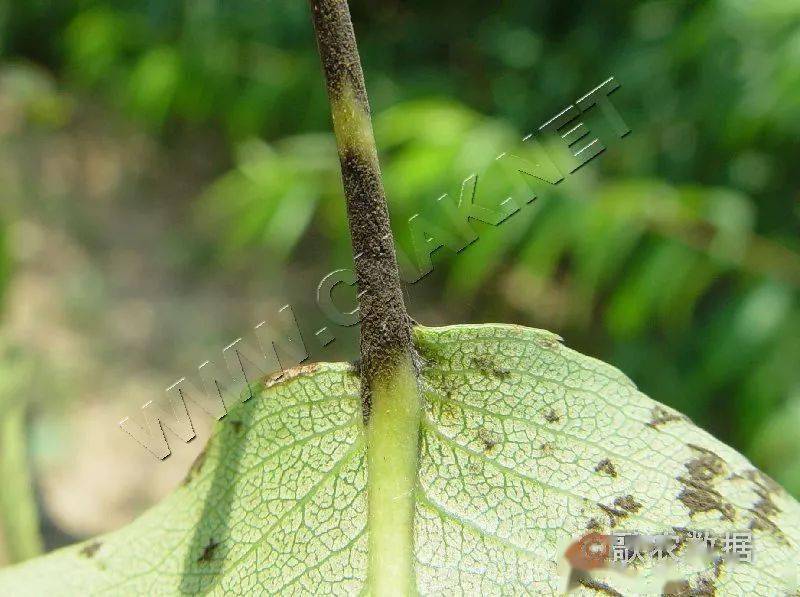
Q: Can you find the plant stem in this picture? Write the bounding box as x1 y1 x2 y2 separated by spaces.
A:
0 388 43 563
307 1 421 593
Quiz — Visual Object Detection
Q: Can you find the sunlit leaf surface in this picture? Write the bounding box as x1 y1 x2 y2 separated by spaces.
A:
1 325 797 594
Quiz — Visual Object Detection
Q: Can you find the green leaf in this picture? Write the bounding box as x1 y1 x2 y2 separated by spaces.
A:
1 325 798 594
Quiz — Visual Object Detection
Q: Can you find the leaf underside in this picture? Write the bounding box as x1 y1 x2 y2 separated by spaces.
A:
1 324 798 595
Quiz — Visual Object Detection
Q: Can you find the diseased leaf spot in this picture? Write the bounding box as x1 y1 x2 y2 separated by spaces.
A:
597 495 642 527
229 419 243 434
262 363 323 389
594 458 618 477
535 336 560 350
543 408 560 423
712 556 724 579
439 400 459 424
745 470 787 542
586 518 603 532
476 427 501 455
470 355 510 379
647 405 687 429
79 541 102 559
576 574 623 596
615 495 642 513
694 577 716 596
677 445 735 521
662 579 691 595
197 539 220 564
182 447 208 486
685 444 726 482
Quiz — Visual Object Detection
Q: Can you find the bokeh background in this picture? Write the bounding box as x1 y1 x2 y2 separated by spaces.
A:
1 0 798 565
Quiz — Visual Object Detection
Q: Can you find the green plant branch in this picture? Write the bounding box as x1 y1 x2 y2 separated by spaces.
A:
0 395 42 564
308 1 421 593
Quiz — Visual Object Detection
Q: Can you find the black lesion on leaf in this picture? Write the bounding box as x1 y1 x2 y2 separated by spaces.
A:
470 355 510 379
677 445 735 522
197 538 220 564
79 541 102 559
594 458 618 477
229 419 243 434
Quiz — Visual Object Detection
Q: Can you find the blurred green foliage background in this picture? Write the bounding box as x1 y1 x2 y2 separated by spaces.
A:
0 0 798 562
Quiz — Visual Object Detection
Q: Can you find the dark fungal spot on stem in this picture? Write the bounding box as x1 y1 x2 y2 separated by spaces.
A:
309 0 415 418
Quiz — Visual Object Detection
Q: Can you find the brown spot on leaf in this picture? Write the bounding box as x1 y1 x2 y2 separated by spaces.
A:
471 355 510 379
229 419 243 434
197 538 220 564
439 401 458 424
586 518 603 532
662 577 716 596
477 427 501 455
744 469 787 542
535 335 561 350
685 445 726 482
648 405 687 429
594 458 618 477
182 447 208 486
262 363 321 388
694 577 716 596
677 445 735 522
677 484 735 522
712 556 724 579
543 408 560 423
614 495 642 513
662 579 691 595
597 495 641 527
577 575 623 596
80 541 102 559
